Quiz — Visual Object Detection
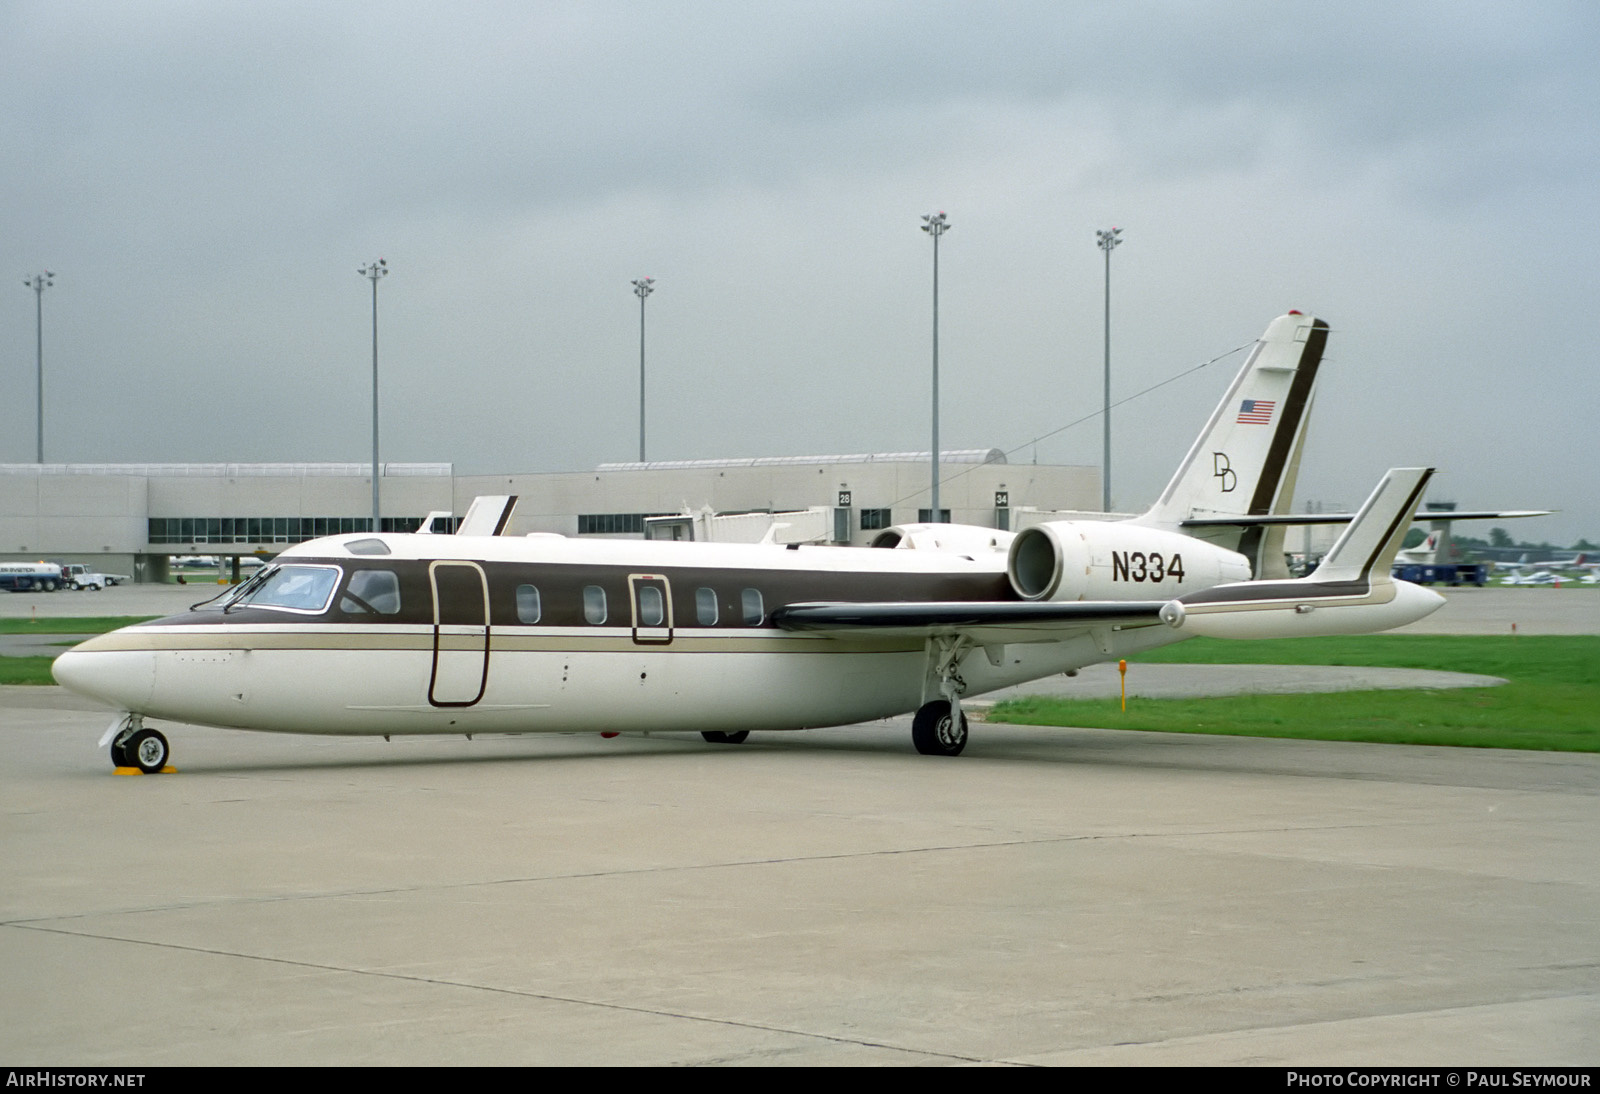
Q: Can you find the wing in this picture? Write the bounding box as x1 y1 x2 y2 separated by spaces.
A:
771 599 1182 644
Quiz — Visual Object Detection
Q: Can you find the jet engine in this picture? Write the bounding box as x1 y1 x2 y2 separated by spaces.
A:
1006 521 1251 603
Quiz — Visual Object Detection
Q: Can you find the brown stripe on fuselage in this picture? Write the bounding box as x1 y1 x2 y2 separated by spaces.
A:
72 626 924 656
135 557 1015 635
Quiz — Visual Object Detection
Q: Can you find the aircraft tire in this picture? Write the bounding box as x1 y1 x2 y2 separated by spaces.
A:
128 729 169 774
701 731 751 745
109 737 132 768
912 700 968 757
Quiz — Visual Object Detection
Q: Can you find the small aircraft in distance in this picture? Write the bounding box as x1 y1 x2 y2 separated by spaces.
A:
57 312 1450 772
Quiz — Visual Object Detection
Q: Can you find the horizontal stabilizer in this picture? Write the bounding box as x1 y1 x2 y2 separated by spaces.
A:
1180 508 1552 528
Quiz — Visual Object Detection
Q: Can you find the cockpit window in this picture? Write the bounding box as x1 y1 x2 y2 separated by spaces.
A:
228 564 341 614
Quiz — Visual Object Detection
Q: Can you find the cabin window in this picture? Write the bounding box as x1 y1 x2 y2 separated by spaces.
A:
695 587 718 626
340 569 401 615
583 585 607 625
515 584 542 624
741 588 764 625
637 585 664 627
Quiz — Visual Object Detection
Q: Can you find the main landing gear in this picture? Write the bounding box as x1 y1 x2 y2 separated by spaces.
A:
912 700 968 757
912 634 973 756
107 714 171 774
701 731 750 745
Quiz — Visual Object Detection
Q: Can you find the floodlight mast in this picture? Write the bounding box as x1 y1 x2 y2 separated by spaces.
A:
921 211 950 522
632 277 655 463
23 271 54 463
359 259 389 532
1095 227 1123 512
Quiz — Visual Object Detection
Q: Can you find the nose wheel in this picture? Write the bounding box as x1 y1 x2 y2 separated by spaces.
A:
109 716 171 774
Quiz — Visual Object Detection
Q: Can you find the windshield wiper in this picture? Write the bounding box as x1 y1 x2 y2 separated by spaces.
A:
217 566 278 613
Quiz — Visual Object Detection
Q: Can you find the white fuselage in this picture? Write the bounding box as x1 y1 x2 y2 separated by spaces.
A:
53 529 1200 736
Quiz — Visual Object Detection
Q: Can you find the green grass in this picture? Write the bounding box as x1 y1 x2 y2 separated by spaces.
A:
0 616 157 635
0 658 58 685
0 617 157 686
987 635 1600 753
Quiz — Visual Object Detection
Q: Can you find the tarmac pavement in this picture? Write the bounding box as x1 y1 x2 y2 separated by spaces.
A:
1 585 1595 1065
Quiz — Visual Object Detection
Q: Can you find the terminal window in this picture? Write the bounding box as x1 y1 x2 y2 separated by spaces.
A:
148 516 430 545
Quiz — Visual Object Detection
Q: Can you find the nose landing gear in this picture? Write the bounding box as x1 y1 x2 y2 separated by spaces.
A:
107 715 173 774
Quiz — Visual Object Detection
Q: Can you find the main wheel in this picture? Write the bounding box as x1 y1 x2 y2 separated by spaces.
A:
912 700 968 757
701 730 751 744
127 728 170 773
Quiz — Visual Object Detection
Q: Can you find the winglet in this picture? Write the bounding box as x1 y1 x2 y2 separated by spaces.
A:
1312 468 1434 583
1175 468 1444 639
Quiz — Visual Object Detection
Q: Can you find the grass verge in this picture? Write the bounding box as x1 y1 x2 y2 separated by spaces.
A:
987 635 1600 753
0 658 58 685
0 617 157 686
0 617 158 635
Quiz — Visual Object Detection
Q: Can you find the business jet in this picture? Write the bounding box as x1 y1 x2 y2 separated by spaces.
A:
55 312 1448 772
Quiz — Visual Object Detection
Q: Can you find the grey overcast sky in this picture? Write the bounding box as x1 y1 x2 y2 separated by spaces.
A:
3 1 1595 543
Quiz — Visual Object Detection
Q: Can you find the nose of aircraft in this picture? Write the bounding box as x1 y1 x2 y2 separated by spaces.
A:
52 642 157 712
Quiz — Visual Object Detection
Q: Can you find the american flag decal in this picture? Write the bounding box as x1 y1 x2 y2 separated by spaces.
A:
1236 399 1275 424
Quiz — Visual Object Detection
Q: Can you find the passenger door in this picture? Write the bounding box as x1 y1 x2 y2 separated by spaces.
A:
628 574 673 645
429 561 490 706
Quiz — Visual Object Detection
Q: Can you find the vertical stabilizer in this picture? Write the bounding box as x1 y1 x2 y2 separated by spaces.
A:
1137 313 1328 571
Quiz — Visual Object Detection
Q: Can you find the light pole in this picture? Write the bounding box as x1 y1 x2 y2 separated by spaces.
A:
921 211 950 522
631 277 654 463
23 271 54 463
358 259 388 532
1095 227 1122 512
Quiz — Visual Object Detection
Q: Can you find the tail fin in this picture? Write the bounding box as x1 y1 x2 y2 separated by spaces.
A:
1136 312 1328 571
1313 467 1434 584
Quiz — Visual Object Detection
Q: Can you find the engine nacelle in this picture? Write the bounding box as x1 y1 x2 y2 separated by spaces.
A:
869 523 1014 556
1007 521 1251 602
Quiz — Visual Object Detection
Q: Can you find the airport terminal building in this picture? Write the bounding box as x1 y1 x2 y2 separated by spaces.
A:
0 453 1098 582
